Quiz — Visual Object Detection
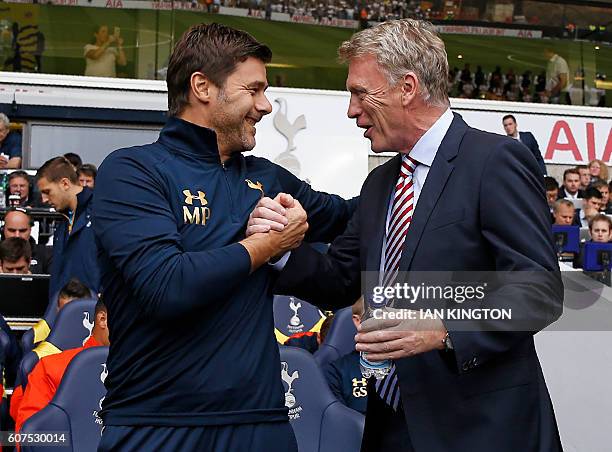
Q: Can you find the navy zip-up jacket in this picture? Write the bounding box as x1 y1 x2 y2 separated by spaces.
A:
93 117 356 427
49 187 100 297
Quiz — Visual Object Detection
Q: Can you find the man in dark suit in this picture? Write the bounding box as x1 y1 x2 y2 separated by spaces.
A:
502 114 547 175
248 19 564 452
558 168 584 200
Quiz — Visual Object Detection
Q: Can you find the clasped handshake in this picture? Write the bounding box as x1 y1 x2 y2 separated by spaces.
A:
240 193 308 270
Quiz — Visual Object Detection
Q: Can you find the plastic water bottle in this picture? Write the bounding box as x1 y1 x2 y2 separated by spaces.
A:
0 171 6 209
359 295 392 379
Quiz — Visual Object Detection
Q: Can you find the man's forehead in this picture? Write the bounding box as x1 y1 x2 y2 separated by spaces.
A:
5 211 29 224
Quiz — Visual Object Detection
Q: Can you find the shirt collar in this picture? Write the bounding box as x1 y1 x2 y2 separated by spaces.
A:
158 116 221 162
406 108 453 167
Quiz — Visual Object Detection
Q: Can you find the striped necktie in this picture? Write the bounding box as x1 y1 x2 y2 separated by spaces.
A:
375 154 418 410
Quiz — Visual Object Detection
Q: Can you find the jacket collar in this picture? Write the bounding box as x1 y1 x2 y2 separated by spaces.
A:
69 187 93 235
158 116 222 162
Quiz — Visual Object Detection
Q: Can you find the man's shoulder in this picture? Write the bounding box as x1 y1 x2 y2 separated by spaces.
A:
520 131 536 140
324 351 359 376
459 126 518 157
39 346 83 370
99 142 168 174
244 154 277 171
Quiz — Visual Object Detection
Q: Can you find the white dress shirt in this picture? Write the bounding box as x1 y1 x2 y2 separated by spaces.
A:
380 107 454 272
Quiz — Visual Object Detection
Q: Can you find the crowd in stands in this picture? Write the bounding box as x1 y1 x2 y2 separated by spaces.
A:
546 160 612 269
224 0 436 23
449 63 607 107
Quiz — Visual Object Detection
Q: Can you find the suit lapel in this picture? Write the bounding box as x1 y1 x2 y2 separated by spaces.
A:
398 114 469 270
365 154 401 272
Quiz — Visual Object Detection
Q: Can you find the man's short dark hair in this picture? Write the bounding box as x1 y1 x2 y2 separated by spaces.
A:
563 168 580 180
544 176 559 191
63 152 82 168
584 187 603 200
576 165 588 171
95 299 107 316
591 179 608 190
502 114 516 123
8 170 29 183
59 277 91 301
166 22 272 117
589 214 612 231
0 237 31 263
77 163 97 180
37 156 79 184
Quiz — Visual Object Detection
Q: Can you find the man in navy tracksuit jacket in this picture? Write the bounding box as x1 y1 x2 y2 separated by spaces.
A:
93 23 356 451
36 157 100 297
323 351 368 414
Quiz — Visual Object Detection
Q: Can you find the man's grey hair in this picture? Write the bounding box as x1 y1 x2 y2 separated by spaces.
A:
0 113 10 129
338 19 449 107
553 199 574 214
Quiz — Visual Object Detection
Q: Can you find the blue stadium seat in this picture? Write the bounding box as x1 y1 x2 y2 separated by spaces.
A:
16 300 97 390
41 299 97 351
0 329 10 365
21 293 97 354
20 346 108 452
314 307 357 368
274 295 325 343
279 345 364 452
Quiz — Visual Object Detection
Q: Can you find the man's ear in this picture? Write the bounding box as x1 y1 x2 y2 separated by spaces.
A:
190 72 214 105
400 72 419 107
60 177 71 191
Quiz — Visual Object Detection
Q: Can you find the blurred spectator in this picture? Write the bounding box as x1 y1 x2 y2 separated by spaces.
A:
544 47 570 104
576 165 591 190
460 63 472 84
2 208 52 273
501 114 546 175
62 152 82 170
36 156 100 296
591 179 612 214
521 70 532 91
474 66 485 88
84 25 127 78
544 176 559 221
14 300 109 433
558 168 583 199
589 214 612 243
553 199 576 226
0 237 31 274
535 70 547 102
77 164 97 189
576 187 603 227
7 171 42 207
0 113 22 169
322 298 367 414
283 314 333 354
573 214 612 268
588 159 608 183
544 177 559 205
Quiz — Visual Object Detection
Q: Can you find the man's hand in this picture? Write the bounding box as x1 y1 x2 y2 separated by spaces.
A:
240 196 308 272
0 154 8 169
268 198 308 251
246 193 295 236
355 310 447 361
